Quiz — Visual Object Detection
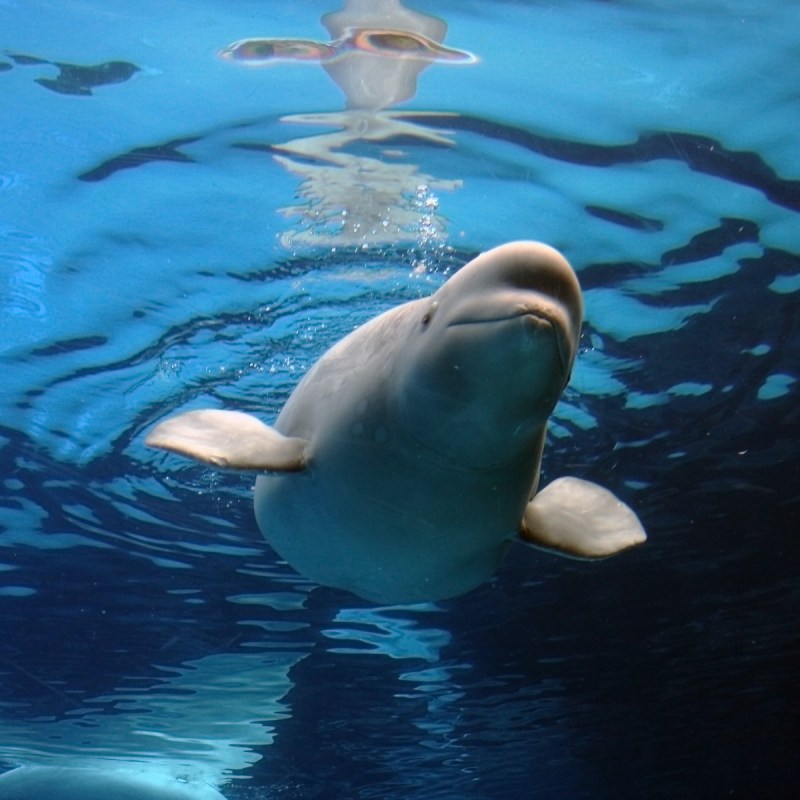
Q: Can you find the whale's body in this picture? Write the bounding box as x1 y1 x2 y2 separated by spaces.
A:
148 242 645 602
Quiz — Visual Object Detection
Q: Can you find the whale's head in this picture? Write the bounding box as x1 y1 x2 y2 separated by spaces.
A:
397 241 583 468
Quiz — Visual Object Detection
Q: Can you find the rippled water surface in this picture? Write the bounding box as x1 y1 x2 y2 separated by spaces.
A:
1 1 798 797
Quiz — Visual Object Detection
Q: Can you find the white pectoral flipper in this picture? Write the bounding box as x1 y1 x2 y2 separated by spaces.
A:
146 409 308 471
520 476 646 558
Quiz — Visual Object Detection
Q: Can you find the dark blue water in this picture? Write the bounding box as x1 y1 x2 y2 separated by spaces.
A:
1 1 799 797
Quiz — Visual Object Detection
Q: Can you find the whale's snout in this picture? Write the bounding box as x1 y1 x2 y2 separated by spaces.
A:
436 242 582 366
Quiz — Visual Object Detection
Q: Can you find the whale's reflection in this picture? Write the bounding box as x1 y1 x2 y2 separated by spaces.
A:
0 599 467 795
0 649 304 797
221 0 476 254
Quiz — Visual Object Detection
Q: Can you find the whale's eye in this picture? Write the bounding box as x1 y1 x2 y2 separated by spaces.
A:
421 301 438 327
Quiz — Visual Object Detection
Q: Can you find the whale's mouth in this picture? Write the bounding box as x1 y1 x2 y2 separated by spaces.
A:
447 307 555 329
447 309 572 377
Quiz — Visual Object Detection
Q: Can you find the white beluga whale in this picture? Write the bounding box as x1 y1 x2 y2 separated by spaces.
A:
0 766 227 799
147 242 646 603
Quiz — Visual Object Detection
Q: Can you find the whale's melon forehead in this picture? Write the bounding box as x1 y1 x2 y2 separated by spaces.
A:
439 242 582 320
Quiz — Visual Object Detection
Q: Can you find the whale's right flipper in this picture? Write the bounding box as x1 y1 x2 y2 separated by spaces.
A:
146 409 308 472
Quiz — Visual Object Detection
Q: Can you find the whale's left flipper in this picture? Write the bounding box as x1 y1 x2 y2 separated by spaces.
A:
520 476 646 558
146 409 308 471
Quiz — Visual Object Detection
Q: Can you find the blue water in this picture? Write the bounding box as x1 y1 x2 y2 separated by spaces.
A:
1 0 798 797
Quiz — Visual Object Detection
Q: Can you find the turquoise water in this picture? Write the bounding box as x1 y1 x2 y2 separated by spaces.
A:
1 1 798 797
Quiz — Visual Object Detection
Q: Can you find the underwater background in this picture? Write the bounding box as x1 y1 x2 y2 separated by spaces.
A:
1 0 798 797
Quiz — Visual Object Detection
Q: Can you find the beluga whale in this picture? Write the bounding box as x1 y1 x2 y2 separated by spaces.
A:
147 242 646 603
